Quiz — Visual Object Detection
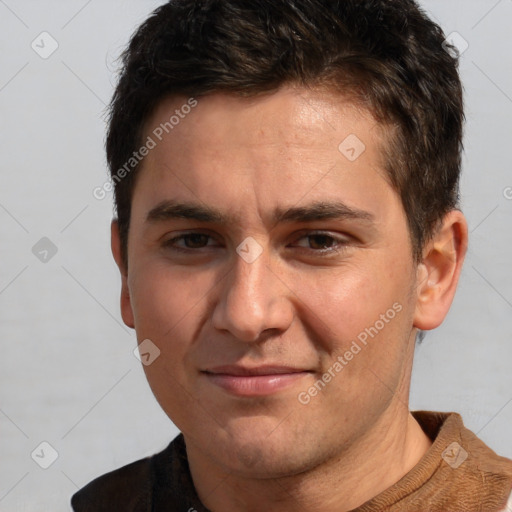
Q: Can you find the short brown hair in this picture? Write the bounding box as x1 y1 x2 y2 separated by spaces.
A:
106 0 464 266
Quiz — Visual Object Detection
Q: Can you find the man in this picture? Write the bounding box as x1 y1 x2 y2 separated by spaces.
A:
72 0 512 510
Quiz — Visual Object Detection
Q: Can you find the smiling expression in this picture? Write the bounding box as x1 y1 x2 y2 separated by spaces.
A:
115 86 424 477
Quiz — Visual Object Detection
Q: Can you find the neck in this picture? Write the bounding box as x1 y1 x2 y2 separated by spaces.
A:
186 405 433 512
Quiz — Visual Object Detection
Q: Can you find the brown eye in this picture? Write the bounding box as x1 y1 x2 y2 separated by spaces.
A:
307 234 337 250
292 231 348 253
163 232 216 251
180 233 210 248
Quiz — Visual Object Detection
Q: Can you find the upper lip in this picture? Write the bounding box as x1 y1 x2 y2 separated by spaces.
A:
203 365 309 376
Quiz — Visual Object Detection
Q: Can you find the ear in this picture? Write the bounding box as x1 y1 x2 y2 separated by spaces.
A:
111 219 135 329
413 210 468 331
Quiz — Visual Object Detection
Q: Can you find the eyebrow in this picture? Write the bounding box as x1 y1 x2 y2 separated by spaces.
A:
145 200 375 225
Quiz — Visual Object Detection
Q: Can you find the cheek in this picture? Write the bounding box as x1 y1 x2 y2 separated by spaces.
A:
129 263 215 430
292 261 405 347
140 348 197 432
129 261 219 339
291 257 415 405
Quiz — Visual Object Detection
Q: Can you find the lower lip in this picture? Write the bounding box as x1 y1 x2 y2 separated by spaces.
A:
203 372 309 396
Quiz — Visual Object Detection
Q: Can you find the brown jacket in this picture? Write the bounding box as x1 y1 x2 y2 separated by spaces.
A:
71 411 512 511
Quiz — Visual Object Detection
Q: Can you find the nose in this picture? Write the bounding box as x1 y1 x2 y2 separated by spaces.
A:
211 243 294 343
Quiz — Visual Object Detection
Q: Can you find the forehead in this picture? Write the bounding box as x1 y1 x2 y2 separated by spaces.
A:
145 86 385 153
133 86 396 224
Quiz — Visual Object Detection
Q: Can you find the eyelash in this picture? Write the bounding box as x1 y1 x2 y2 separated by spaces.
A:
162 231 350 255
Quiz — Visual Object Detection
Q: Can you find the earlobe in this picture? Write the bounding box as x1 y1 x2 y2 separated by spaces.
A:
413 210 468 331
111 220 135 329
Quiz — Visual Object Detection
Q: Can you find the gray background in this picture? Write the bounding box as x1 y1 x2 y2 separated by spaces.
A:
1 1 511 510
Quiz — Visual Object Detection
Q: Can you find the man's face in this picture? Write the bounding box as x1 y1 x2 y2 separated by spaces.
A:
119 87 422 477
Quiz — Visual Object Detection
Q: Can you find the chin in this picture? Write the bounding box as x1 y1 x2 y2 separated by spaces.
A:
200 418 319 478
221 444 309 478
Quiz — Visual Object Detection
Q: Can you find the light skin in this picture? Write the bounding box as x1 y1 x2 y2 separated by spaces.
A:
111 86 468 511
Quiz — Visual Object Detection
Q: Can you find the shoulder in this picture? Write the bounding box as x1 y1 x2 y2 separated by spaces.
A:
71 439 177 512
412 411 512 510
